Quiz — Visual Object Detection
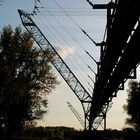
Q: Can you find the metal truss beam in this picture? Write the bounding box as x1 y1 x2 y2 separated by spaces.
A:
18 9 92 130
67 102 84 128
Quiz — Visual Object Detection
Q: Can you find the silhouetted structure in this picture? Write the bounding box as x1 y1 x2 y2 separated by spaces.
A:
18 0 140 130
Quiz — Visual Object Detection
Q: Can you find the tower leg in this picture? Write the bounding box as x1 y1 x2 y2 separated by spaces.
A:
104 114 106 130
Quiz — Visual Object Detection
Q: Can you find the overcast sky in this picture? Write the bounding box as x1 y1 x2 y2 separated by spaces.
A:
1 0 137 130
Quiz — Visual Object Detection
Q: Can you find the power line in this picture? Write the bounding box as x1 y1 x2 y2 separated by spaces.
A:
32 0 100 65
52 0 97 46
31 11 94 93
31 0 99 92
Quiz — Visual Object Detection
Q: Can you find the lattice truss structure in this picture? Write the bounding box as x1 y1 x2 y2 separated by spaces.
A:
18 0 140 130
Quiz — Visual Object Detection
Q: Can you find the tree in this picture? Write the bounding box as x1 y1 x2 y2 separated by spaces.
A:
123 80 140 131
0 25 59 135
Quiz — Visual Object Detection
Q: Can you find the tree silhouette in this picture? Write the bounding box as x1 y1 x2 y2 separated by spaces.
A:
0 25 58 135
123 80 140 131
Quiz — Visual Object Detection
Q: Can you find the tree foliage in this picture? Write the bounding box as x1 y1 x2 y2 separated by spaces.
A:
123 80 140 131
0 25 58 134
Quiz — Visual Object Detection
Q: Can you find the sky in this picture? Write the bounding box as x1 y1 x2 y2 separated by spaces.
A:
0 0 139 130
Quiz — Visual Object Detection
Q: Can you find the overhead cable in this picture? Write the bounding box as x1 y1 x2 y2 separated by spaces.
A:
53 0 97 46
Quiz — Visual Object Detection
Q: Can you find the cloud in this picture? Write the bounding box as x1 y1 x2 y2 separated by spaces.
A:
57 47 75 59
